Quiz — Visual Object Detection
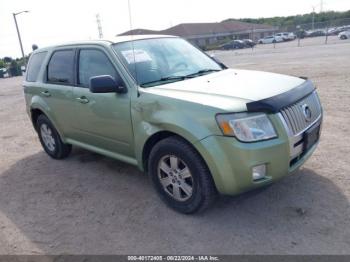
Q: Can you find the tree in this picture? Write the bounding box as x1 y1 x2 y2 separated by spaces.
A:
3 57 12 63
9 60 22 76
223 10 350 28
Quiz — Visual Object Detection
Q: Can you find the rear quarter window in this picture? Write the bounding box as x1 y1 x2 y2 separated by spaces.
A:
26 51 47 82
47 50 75 84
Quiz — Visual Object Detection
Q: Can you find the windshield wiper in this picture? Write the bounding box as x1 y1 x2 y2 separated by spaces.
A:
185 69 221 78
140 75 189 87
140 69 221 87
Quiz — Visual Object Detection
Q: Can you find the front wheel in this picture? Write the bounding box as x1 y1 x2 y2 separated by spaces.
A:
340 35 347 40
36 114 72 159
148 137 217 214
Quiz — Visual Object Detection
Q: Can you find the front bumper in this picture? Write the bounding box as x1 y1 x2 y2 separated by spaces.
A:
194 114 321 195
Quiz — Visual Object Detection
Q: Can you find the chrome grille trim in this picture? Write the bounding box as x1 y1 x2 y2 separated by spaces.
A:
280 91 322 136
278 90 323 161
278 113 322 159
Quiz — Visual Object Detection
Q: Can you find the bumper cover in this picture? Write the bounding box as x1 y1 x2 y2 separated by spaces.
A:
194 131 319 196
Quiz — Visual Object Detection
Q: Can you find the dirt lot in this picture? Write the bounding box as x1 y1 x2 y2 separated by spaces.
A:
0 37 349 255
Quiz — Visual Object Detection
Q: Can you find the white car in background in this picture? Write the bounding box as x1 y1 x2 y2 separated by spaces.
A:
275 32 296 41
338 30 350 40
258 35 284 44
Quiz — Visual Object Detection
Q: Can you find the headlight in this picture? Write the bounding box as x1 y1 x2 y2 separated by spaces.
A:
216 113 277 142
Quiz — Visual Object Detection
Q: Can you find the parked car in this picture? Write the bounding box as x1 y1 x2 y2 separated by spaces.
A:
275 32 296 41
338 30 350 40
328 26 350 35
258 35 283 44
242 39 256 47
306 30 326 37
0 68 9 78
220 40 245 50
24 35 323 214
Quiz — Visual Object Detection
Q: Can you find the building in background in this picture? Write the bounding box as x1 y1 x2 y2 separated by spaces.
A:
118 20 277 49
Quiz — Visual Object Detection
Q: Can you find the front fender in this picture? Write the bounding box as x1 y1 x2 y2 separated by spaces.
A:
132 102 217 170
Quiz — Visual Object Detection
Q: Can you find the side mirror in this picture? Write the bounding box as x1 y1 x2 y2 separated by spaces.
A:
89 75 127 94
210 54 228 69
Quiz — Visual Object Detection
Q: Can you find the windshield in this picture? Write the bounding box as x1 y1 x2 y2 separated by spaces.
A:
112 37 222 87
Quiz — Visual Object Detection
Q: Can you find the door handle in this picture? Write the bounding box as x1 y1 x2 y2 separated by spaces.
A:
41 91 51 97
76 96 89 104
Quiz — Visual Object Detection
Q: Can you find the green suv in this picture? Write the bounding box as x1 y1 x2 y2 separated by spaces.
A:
24 35 322 213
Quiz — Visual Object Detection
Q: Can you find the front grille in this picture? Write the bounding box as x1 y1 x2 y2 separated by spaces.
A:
280 91 322 135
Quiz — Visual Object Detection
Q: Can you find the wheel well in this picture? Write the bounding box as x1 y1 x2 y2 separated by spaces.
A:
142 131 218 193
142 131 187 172
30 108 44 131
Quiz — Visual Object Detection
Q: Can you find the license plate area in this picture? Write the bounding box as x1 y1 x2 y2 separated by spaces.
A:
303 123 321 151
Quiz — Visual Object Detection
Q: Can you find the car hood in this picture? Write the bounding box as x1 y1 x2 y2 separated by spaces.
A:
142 69 305 111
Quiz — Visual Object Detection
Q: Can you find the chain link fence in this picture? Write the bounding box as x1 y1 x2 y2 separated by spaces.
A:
208 17 350 51
258 17 350 49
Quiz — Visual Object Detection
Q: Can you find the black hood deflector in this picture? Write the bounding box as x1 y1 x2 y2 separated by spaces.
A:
246 80 315 113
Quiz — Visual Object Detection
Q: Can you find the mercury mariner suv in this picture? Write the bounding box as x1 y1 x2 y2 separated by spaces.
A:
24 35 322 213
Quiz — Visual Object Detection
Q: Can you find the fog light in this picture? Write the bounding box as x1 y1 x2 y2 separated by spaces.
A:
252 164 266 181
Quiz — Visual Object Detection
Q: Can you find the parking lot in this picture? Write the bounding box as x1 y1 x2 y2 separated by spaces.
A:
0 36 349 255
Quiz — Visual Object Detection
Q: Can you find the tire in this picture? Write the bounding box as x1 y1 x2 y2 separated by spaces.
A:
148 136 217 214
340 35 347 40
36 114 72 159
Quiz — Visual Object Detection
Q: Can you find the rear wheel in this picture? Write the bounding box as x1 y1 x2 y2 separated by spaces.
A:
36 114 72 159
340 35 347 40
148 137 217 214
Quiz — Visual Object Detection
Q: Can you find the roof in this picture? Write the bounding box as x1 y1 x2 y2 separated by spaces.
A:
111 34 176 43
31 35 176 54
118 21 276 37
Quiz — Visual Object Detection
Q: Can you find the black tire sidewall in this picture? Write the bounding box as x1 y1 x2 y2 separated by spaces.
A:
36 115 67 159
149 138 211 213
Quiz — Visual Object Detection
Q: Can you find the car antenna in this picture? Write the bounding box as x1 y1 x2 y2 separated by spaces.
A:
127 0 140 97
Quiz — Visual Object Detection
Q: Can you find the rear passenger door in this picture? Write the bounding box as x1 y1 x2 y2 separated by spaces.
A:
71 47 134 157
40 49 76 136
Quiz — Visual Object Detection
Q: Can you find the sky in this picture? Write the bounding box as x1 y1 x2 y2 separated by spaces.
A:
0 0 349 58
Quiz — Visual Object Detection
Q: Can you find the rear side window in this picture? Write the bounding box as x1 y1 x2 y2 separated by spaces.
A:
26 52 47 82
47 50 75 84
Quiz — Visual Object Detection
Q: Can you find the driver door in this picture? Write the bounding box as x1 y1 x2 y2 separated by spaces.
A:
71 47 134 157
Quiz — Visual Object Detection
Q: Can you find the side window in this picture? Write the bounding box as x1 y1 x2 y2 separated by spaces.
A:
78 49 117 87
26 51 47 82
47 50 75 84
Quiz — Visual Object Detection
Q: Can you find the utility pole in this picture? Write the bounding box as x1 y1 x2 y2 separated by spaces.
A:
96 14 103 39
311 6 315 30
13 11 29 63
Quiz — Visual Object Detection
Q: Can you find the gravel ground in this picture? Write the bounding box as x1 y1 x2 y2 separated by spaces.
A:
0 36 349 255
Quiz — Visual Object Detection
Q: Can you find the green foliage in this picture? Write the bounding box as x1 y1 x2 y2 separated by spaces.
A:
9 60 22 76
0 60 5 68
224 10 350 28
10 60 18 67
3 57 12 63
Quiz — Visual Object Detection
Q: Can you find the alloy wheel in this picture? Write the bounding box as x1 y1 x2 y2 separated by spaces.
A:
40 123 56 152
157 155 194 202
